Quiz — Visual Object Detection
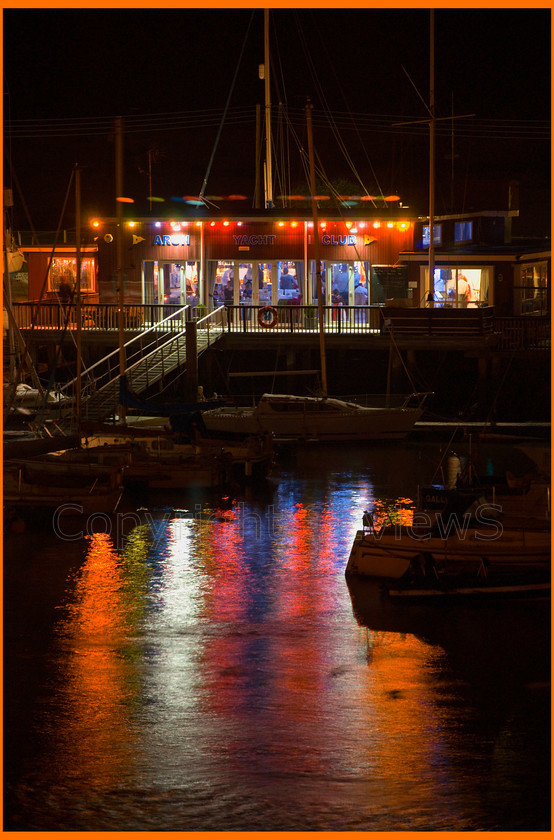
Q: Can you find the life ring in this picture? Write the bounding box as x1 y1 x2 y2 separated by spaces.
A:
258 306 278 328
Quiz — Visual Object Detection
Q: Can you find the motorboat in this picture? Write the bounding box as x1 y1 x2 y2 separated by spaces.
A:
201 392 426 442
345 508 551 580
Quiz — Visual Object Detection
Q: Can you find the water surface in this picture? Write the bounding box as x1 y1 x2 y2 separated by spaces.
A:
4 440 550 830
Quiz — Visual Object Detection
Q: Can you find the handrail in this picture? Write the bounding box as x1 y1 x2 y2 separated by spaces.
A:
120 307 226 394
196 305 226 347
59 305 227 409
58 305 189 400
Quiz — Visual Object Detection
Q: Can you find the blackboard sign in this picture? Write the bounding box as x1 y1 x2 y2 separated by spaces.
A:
371 265 408 304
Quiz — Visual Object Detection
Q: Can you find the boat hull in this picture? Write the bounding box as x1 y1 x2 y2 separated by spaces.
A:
202 394 422 441
3 458 124 515
386 580 551 600
346 526 551 579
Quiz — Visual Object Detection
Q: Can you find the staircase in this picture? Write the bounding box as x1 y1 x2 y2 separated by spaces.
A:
55 307 225 426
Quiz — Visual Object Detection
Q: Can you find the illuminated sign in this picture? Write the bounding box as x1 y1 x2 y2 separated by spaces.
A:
322 234 357 245
233 235 276 246
153 234 190 246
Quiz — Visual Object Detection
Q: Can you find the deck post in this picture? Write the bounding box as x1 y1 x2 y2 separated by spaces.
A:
184 320 198 403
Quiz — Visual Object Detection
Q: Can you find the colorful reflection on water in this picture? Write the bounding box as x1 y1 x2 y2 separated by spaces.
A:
4 442 550 831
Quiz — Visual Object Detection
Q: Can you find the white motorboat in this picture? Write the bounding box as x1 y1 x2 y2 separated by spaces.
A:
201 393 425 442
345 509 551 580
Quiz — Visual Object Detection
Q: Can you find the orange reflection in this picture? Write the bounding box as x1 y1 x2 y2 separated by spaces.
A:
353 628 454 793
54 531 150 787
372 496 415 529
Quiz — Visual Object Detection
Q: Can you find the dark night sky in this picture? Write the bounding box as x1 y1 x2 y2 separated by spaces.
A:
3 7 551 232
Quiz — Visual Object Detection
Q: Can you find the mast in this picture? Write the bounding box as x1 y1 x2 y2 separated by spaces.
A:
115 115 127 425
254 103 262 209
428 9 435 301
398 12 473 306
74 164 82 426
306 100 327 397
3 194 17 382
263 9 273 208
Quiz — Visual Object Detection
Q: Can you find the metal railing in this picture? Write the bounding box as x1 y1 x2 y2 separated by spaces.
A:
224 304 382 333
196 305 226 343
12 301 549 350
57 305 190 402
12 302 191 332
55 306 226 421
493 316 550 350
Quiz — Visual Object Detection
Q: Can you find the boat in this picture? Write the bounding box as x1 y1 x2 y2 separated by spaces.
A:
201 392 426 442
417 440 551 525
345 508 551 580
3 429 81 459
56 421 274 489
345 574 551 695
3 382 72 413
384 571 550 601
3 455 125 516
418 478 551 530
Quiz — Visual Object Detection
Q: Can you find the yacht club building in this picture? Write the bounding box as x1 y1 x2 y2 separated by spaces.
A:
18 206 549 319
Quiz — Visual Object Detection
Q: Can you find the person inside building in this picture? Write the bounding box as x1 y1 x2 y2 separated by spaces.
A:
458 273 471 308
354 278 368 323
221 267 234 303
279 265 295 290
241 278 253 300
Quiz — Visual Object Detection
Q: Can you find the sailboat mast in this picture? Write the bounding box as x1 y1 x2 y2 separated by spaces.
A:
306 100 327 397
2 197 17 382
115 115 127 424
428 9 435 300
75 164 82 425
264 9 273 209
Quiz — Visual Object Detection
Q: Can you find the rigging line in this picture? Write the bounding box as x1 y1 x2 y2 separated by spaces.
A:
5 168 75 418
300 59 387 200
9 106 548 129
198 10 255 200
294 10 385 202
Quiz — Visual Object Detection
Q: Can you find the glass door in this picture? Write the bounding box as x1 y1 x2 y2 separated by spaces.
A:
257 263 274 305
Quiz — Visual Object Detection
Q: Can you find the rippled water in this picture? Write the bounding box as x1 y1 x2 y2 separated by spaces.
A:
4 440 550 831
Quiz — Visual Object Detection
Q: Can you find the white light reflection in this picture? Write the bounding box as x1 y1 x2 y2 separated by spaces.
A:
154 516 207 630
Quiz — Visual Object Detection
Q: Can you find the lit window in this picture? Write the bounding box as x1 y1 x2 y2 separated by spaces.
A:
48 257 95 294
422 224 442 246
454 221 473 242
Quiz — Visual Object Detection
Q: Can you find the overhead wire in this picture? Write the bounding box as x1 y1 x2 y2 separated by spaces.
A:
292 9 384 203
198 10 256 202
5 106 549 142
